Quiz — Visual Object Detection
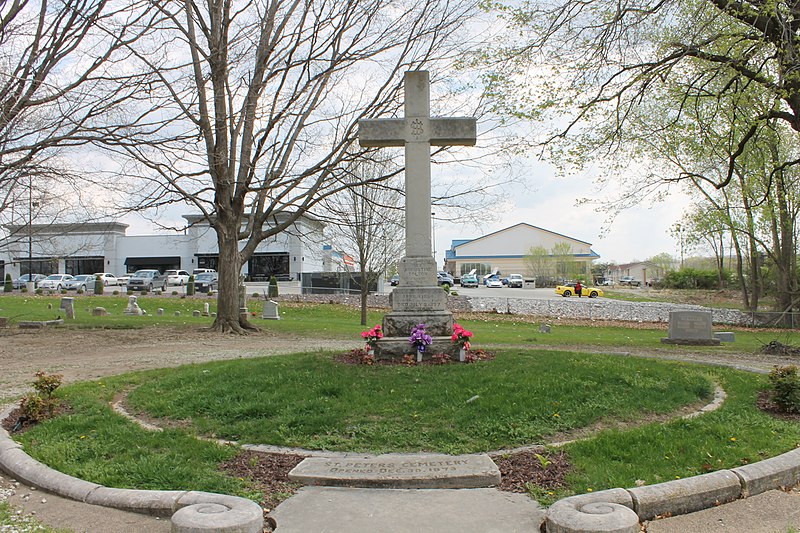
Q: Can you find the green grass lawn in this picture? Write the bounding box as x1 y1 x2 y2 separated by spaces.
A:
14 347 800 507
0 295 794 355
124 351 713 453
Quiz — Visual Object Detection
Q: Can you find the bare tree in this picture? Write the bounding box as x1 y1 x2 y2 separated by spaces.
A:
101 0 477 333
0 0 156 255
319 158 404 325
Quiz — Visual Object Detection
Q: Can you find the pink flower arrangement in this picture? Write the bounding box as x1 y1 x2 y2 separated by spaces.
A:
361 324 383 349
451 323 473 350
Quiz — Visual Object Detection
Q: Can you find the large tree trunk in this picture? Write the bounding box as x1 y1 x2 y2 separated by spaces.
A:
210 225 258 334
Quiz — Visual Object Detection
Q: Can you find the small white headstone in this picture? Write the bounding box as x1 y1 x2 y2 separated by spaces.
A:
174 311 181 316
262 300 280 320
157 308 164 316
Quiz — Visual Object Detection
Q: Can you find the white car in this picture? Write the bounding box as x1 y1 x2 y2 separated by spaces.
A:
39 274 75 290
94 273 119 286
486 278 503 288
154 269 191 289
507 274 524 288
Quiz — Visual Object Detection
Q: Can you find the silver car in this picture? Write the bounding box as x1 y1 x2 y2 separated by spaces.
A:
65 275 96 291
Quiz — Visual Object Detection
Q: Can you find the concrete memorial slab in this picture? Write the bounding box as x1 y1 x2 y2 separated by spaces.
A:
288 453 500 489
359 71 476 358
271 486 543 533
661 310 720 345
60 297 75 320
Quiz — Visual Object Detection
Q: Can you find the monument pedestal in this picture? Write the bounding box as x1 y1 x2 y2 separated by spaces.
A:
375 336 459 359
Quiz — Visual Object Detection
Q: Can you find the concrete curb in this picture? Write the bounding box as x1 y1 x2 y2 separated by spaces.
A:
0 403 263 533
543 447 800 532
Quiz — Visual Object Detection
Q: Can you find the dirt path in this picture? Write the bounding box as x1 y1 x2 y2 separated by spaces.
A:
0 326 794 401
0 327 361 400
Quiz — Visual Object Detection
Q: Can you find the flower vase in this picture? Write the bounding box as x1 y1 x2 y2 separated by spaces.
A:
459 347 466 362
367 347 375 357
417 349 423 363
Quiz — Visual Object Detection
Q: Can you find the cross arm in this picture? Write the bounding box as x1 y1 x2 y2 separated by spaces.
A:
358 118 405 147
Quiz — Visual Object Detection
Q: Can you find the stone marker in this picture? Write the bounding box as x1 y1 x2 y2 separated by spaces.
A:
288 453 500 489
174 311 181 317
202 302 210 316
359 71 476 358
59 297 75 320
157 308 164 316
192 310 201 317
539 324 551 333
262 300 280 320
123 296 144 316
714 331 735 343
92 307 108 316
661 310 720 345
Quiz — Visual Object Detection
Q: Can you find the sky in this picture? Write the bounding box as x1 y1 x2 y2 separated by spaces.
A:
432 161 692 267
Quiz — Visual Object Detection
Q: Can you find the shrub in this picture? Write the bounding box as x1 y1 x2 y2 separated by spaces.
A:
268 276 279 297
442 283 451 294
113 290 119 295
35 288 43 295
95 277 104 294
19 371 63 422
187 275 195 296
21 287 27 293
172 291 179 296
660 268 728 290
769 365 800 413
3 273 11 293
77 289 84 295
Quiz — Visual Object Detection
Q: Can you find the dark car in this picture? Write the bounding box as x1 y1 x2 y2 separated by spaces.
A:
390 275 400 286
194 272 219 293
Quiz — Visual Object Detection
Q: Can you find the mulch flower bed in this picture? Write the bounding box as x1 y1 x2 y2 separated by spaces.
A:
335 348 496 366
493 450 570 493
756 390 800 421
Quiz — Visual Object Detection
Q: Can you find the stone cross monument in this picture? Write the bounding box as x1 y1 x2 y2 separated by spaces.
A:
359 71 477 355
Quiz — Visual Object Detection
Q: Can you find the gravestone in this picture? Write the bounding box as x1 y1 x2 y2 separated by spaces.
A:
92 307 108 316
157 308 164 316
262 300 280 320
661 310 720 345
202 302 210 316
59 297 75 320
123 296 144 316
359 71 476 358
288 453 500 489
174 311 181 316
192 310 201 317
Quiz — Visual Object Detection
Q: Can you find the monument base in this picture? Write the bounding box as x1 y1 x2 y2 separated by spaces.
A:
382 310 453 338
375 336 460 359
660 338 721 346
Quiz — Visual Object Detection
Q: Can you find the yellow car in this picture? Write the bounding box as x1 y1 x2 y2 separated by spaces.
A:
555 283 604 298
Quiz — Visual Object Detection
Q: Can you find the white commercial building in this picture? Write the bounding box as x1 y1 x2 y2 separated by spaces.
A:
444 223 600 279
0 213 325 281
